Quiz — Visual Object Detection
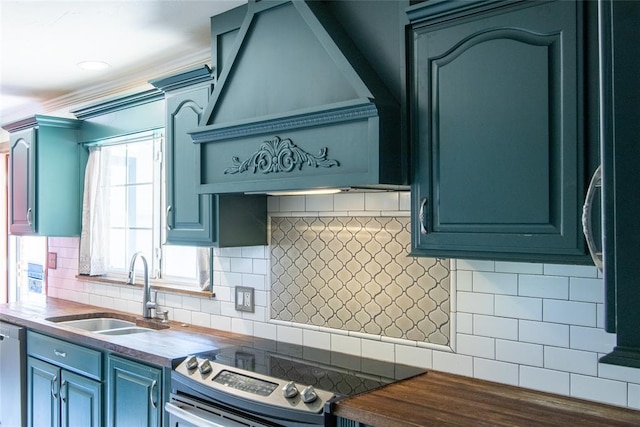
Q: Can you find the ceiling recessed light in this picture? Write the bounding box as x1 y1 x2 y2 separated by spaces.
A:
77 61 110 71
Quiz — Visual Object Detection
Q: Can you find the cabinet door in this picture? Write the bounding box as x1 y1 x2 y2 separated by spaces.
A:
165 84 216 245
60 370 102 427
107 355 162 427
410 1 589 263
9 128 36 234
27 356 60 427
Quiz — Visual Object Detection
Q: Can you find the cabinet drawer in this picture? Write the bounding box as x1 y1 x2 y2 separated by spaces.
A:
27 331 102 381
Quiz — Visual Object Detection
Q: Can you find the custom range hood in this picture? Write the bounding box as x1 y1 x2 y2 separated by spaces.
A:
190 0 406 194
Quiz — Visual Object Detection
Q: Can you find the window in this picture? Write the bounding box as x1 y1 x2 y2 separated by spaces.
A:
86 130 209 289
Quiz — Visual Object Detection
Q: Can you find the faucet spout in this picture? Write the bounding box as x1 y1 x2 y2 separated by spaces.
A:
127 252 156 318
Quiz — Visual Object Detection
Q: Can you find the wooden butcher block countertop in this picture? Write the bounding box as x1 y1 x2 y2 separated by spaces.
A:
332 369 640 426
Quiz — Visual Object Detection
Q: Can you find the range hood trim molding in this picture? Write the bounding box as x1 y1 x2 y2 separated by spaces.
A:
191 98 377 143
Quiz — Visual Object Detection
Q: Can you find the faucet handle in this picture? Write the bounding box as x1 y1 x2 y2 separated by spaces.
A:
152 290 158 302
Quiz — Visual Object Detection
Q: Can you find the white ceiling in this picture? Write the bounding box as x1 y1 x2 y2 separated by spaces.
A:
0 0 246 132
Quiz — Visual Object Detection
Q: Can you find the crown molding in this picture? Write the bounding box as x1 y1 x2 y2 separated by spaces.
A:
42 48 211 118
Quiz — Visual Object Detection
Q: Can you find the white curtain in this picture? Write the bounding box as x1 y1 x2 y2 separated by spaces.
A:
197 247 211 291
79 146 109 275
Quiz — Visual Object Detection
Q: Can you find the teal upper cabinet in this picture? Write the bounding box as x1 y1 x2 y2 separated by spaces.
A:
190 0 404 194
4 115 85 236
598 0 640 368
150 67 268 247
408 0 598 263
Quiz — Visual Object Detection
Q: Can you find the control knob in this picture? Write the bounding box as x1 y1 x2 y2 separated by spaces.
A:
282 381 299 399
199 360 212 375
301 385 318 403
185 356 198 370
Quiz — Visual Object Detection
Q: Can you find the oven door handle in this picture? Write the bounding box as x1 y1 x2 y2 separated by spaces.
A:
165 402 236 427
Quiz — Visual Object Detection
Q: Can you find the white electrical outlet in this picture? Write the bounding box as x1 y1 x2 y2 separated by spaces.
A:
235 286 255 312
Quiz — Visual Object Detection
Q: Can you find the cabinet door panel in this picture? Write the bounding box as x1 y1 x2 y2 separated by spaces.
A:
27 357 60 427
9 129 36 234
61 370 101 427
108 355 161 427
411 1 588 262
165 85 215 245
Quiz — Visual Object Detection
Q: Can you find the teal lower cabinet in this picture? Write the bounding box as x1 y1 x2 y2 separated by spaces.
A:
26 331 103 427
27 357 60 427
107 355 162 427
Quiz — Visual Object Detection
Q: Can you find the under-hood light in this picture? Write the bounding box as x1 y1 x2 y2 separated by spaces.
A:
258 188 343 197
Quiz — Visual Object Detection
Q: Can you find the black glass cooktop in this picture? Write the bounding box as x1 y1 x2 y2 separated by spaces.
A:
183 338 426 398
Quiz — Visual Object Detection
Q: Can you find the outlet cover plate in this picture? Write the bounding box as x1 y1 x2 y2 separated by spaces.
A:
235 286 255 312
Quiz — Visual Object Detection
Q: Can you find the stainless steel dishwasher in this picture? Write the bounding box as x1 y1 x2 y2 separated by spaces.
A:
0 321 26 427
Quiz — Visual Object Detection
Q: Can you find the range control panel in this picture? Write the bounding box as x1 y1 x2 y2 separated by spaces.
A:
174 356 334 414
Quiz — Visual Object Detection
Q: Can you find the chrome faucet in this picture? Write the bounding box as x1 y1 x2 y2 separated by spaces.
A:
127 252 158 318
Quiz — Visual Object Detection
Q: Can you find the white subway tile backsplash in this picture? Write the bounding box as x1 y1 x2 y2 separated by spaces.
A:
277 325 303 345
211 315 231 332
399 192 411 211
598 363 640 385
232 318 254 335
494 295 542 321
570 326 616 354
473 272 518 295
629 384 640 410
303 329 331 350
543 264 599 278
457 292 494 315
305 194 334 212
219 272 243 287
518 275 568 300
495 340 543 367
544 347 598 376
543 300 597 327
331 334 361 356
365 192 399 211
362 340 395 363
241 246 266 259
456 270 473 292
182 296 201 312
474 358 519 386
520 366 571 395
172 308 192 324
571 374 628 407
231 258 253 274
279 195 305 212
253 259 268 275
267 196 280 212
596 303 606 329
242 273 266 290
213 256 231 272
191 312 211 328
456 334 495 359
495 261 544 275
473 315 518 340
457 259 495 272
432 351 473 376
519 320 569 347
396 345 433 369
569 277 604 303
334 193 364 211
457 313 473 334
254 322 277 340
200 298 221 316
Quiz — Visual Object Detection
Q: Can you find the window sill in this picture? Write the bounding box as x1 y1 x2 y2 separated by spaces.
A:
75 274 215 299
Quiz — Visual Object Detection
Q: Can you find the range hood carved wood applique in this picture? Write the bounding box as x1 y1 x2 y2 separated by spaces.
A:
224 136 339 175
191 0 407 194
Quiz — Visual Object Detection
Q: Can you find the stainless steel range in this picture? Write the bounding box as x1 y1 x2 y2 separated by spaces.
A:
167 340 424 427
